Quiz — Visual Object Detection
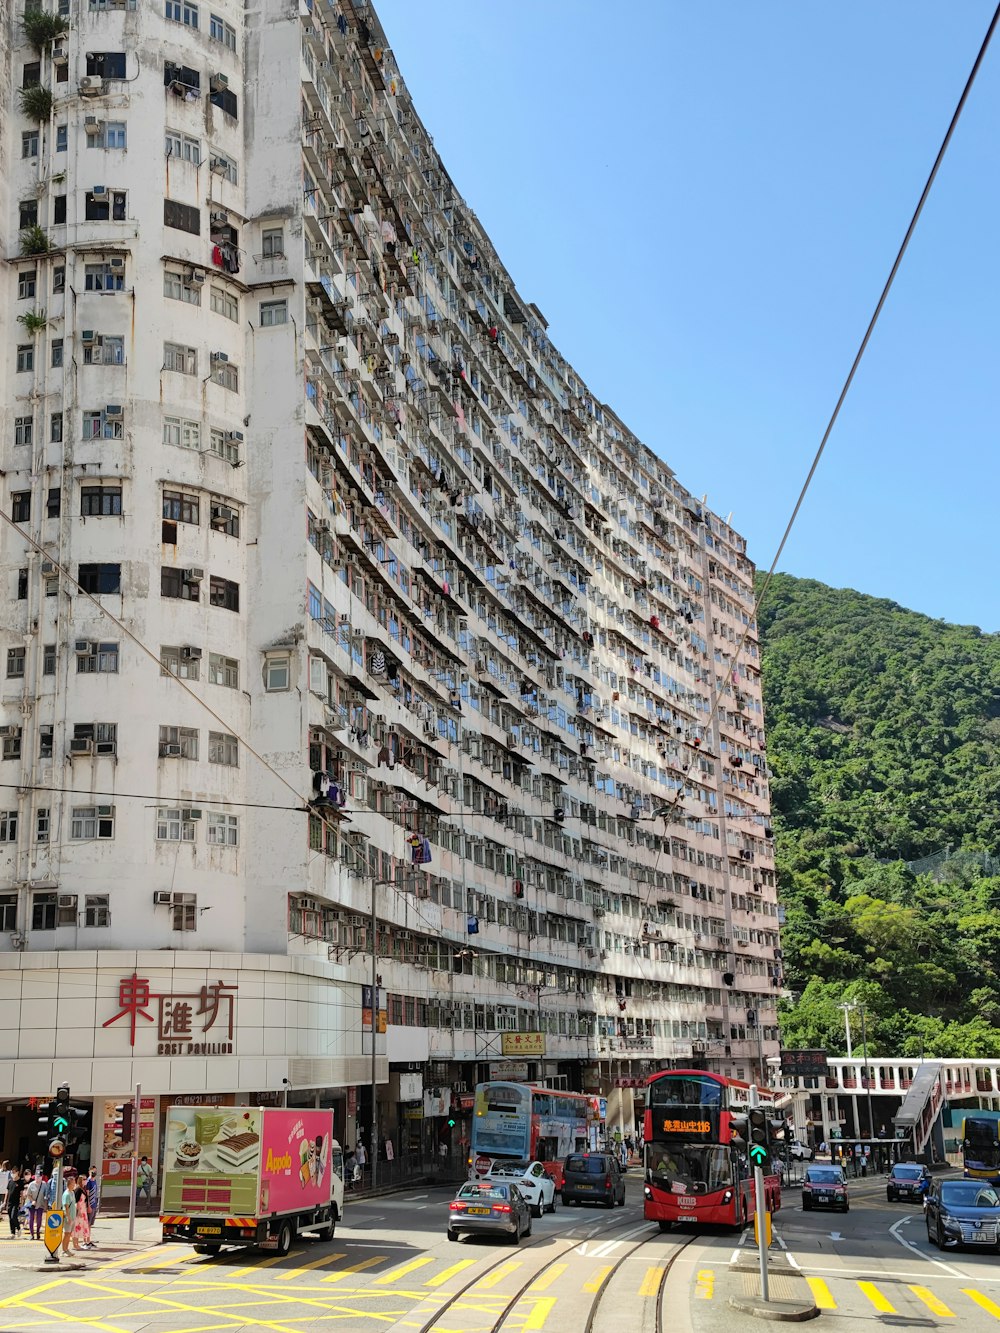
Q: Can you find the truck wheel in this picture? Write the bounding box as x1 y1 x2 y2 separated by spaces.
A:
193 1244 221 1256
315 1222 335 1242
274 1223 292 1257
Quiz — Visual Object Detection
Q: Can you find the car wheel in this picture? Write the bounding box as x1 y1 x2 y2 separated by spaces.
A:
926 1218 939 1248
447 1230 459 1243
658 1219 672 1233
887 1192 894 1202
531 1203 542 1219
511 1226 521 1246
802 1201 811 1212
842 1203 850 1212
524 1218 532 1238
546 1195 556 1214
617 1192 626 1207
605 1196 615 1209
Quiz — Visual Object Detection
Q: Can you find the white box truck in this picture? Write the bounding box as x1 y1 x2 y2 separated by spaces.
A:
160 1106 344 1255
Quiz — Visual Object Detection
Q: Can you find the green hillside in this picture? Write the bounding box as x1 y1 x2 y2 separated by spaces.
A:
757 573 1000 1057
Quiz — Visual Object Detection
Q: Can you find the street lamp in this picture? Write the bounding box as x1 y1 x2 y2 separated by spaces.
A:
857 1002 876 1140
837 1002 855 1058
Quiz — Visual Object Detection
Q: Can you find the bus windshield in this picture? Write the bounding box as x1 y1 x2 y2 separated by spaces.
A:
649 1075 725 1111
647 1144 735 1194
965 1122 1000 1172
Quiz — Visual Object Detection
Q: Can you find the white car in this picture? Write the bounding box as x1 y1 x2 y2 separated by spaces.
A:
486 1161 557 1217
788 1140 814 1162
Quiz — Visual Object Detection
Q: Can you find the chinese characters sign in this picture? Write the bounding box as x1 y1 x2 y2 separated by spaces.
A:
660 1118 711 1135
103 973 237 1054
779 1048 829 1078
501 1032 545 1057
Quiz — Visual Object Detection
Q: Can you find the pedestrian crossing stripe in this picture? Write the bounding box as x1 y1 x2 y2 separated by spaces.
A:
964 1289 1000 1320
858 1281 896 1313
806 1277 836 1309
909 1285 954 1317
805 1277 998 1318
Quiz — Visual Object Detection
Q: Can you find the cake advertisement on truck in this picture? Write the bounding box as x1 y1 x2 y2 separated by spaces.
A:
161 1107 263 1216
260 1110 333 1214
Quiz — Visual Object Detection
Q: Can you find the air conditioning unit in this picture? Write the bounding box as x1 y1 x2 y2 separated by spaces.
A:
183 567 204 582
109 256 126 271
210 157 228 174
188 268 206 284
210 351 229 364
181 645 202 660
79 75 103 95
81 330 97 345
92 185 108 197
210 210 228 225
70 737 93 754
84 117 101 136
153 891 172 905
160 743 182 757
209 72 228 92
95 740 116 756
52 46 68 63
58 894 77 909
0 726 13 738
41 561 56 575
183 808 203 821
74 639 92 655
104 404 123 419
225 430 244 443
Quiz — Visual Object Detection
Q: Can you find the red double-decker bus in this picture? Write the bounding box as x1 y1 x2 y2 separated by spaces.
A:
642 1069 782 1230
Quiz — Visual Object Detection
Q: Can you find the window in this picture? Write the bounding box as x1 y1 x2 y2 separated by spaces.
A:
11 492 31 523
53 195 67 225
260 299 287 327
164 269 202 304
208 653 238 688
160 645 201 680
96 121 127 149
14 417 33 447
210 287 238 321
163 417 201 451
51 413 63 443
81 485 122 516
78 562 121 595
2 728 22 760
21 131 39 159
209 428 240 464
208 731 238 766
47 488 61 518
163 342 197 375
19 199 38 229
85 190 127 222
157 807 197 841
43 644 56 675
16 345 34 373
84 263 124 292
166 0 199 26
36 807 50 841
17 570 28 600
85 335 124 366
210 12 237 48
209 576 239 611
84 895 110 927
211 359 239 391
0 812 17 841
53 266 65 293
171 893 197 931
22 61 40 88
86 52 127 80
162 489 200 525
32 893 57 931
71 805 115 839
209 151 238 184
56 124 67 152
159 725 199 759
209 501 239 537
6 648 26 679
18 269 36 299
77 641 119 674
161 566 201 601
210 85 238 119
164 130 201 164
82 409 123 440
265 656 290 691
51 340 63 367
207 812 238 846
164 198 201 235
44 575 58 598
261 227 284 258
0 895 16 930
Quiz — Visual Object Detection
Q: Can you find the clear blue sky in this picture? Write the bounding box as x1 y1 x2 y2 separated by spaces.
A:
376 2 1000 630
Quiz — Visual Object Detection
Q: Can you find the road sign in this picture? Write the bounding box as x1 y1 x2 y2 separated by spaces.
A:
749 1143 768 1167
44 1209 63 1260
48 1139 65 1158
753 1209 773 1247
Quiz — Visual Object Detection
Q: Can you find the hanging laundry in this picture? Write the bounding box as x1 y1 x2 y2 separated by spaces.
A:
212 244 224 268
369 648 386 676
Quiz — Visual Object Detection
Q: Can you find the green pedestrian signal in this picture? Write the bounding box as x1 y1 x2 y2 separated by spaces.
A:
446 1117 456 1128
749 1143 768 1167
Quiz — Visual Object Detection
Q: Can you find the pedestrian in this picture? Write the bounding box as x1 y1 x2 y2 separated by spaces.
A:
136 1156 154 1208
61 1179 79 1254
6 1169 26 1238
25 1171 46 1240
73 1185 94 1249
85 1166 100 1229
354 1139 367 1182
0 1160 11 1218
344 1147 356 1190
42 1173 58 1211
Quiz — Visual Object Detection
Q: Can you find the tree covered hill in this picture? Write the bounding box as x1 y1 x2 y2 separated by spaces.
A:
758 574 1000 1057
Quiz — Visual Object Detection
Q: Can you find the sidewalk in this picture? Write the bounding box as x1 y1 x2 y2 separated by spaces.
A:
720 1237 820 1322
0 1209 164 1271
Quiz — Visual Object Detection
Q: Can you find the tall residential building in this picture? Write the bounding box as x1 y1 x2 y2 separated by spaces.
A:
0 0 779 1181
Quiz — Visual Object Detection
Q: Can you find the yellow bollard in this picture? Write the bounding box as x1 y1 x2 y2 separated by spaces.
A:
753 1209 772 1248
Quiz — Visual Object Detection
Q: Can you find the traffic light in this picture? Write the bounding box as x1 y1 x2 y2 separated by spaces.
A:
730 1113 748 1148
113 1101 134 1142
36 1099 54 1142
748 1106 770 1167
51 1083 72 1138
446 1115 456 1129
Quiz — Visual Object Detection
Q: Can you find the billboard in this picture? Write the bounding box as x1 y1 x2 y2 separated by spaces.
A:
161 1106 263 1216
779 1049 829 1078
260 1110 334 1215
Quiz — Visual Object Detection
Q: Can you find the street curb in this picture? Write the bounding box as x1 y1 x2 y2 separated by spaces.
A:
728 1295 820 1321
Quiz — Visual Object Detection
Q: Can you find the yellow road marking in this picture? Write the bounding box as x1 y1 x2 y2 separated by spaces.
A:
639 1266 664 1297
909 1285 954 1317
69 1278 306 1333
5 1301 133 1333
374 1256 436 1284
476 1260 522 1288
858 1281 896 1313
806 1276 836 1310
523 1296 556 1330
527 1263 566 1292
0 1280 66 1306
274 1250 346 1279
97 1245 168 1269
695 1267 715 1301
964 1289 1000 1320
424 1259 477 1286
321 1254 387 1282
583 1264 612 1292
127 1251 195 1271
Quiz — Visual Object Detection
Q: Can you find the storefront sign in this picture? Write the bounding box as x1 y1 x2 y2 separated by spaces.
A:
361 985 387 1035
101 1096 155 1186
501 1032 544 1057
489 1061 529 1081
424 1088 450 1118
398 1072 422 1101
103 973 237 1053
779 1048 829 1078
347 1086 357 1115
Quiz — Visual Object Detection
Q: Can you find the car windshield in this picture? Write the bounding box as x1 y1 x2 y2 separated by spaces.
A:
805 1168 843 1184
647 1144 734 1194
489 1163 527 1176
458 1183 508 1200
892 1166 922 1179
566 1156 607 1174
940 1183 1000 1208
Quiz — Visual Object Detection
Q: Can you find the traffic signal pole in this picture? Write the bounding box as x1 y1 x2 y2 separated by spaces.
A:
128 1082 141 1241
749 1084 770 1303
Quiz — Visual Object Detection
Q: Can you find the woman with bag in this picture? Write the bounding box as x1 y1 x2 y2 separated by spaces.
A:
73 1185 94 1249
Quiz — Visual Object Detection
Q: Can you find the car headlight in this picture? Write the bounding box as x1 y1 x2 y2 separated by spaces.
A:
940 1212 960 1232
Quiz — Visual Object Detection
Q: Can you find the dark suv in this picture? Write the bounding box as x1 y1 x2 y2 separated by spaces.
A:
561 1153 626 1208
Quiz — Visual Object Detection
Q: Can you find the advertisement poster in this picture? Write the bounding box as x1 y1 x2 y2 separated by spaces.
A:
160 1106 262 1216
260 1109 333 1214
101 1096 155 1188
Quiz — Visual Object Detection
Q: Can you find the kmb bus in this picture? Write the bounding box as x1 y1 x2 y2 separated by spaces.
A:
470 1081 602 1190
962 1116 1000 1183
643 1069 782 1230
